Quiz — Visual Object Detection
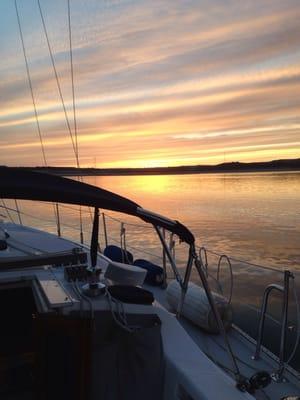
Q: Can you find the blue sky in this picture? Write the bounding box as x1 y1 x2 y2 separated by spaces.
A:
0 0 300 167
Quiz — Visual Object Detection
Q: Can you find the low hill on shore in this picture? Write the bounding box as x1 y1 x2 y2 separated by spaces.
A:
6 158 300 176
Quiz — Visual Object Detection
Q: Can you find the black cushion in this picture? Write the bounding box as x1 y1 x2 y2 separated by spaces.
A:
104 245 133 264
108 285 154 305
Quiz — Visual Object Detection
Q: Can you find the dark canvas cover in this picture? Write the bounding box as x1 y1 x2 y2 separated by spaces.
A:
91 311 164 400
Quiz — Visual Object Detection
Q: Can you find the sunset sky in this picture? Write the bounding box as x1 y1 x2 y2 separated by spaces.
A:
0 0 299 168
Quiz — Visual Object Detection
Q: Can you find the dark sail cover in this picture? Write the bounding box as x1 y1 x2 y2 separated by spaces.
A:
0 167 194 244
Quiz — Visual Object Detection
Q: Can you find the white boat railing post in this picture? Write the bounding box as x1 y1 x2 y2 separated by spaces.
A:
253 270 294 382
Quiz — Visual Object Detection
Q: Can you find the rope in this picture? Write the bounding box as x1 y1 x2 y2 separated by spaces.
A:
75 281 94 321
202 342 272 400
71 280 83 315
105 288 136 333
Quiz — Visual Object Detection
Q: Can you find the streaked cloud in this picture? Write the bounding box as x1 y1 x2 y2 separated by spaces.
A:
0 0 299 167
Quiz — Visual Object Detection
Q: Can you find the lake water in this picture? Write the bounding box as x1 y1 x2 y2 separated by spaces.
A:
2 170 300 369
85 171 300 271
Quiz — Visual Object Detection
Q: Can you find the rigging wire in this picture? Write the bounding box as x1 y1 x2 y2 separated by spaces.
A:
36 0 77 158
0 204 80 231
67 0 78 160
36 0 86 240
14 0 47 166
14 199 23 225
201 246 281 274
15 0 60 234
66 0 85 242
103 212 154 229
0 199 14 223
5 0 33 228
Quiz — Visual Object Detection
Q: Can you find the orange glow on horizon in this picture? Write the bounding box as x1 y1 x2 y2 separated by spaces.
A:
0 0 299 167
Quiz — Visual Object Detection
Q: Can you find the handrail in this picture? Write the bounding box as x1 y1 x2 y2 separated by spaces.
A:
252 270 294 381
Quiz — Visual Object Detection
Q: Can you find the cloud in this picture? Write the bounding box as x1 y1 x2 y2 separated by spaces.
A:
0 0 300 167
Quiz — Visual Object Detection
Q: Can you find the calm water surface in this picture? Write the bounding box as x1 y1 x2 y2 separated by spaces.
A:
85 171 300 270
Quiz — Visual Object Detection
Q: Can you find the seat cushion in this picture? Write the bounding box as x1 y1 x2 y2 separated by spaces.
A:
107 285 154 305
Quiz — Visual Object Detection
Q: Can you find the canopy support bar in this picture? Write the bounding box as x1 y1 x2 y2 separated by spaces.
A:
154 225 183 287
191 246 248 388
176 246 194 318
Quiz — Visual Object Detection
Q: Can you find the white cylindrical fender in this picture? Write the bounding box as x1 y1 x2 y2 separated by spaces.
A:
166 280 233 333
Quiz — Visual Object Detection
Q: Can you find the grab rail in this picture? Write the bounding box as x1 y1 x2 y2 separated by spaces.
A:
252 270 294 381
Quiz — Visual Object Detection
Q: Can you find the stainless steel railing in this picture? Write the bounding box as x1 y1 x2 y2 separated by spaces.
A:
253 270 294 381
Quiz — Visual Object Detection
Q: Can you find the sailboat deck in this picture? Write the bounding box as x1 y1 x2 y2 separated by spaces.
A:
0 221 299 399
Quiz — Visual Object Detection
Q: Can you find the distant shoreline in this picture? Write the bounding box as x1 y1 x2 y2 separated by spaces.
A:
8 158 300 176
